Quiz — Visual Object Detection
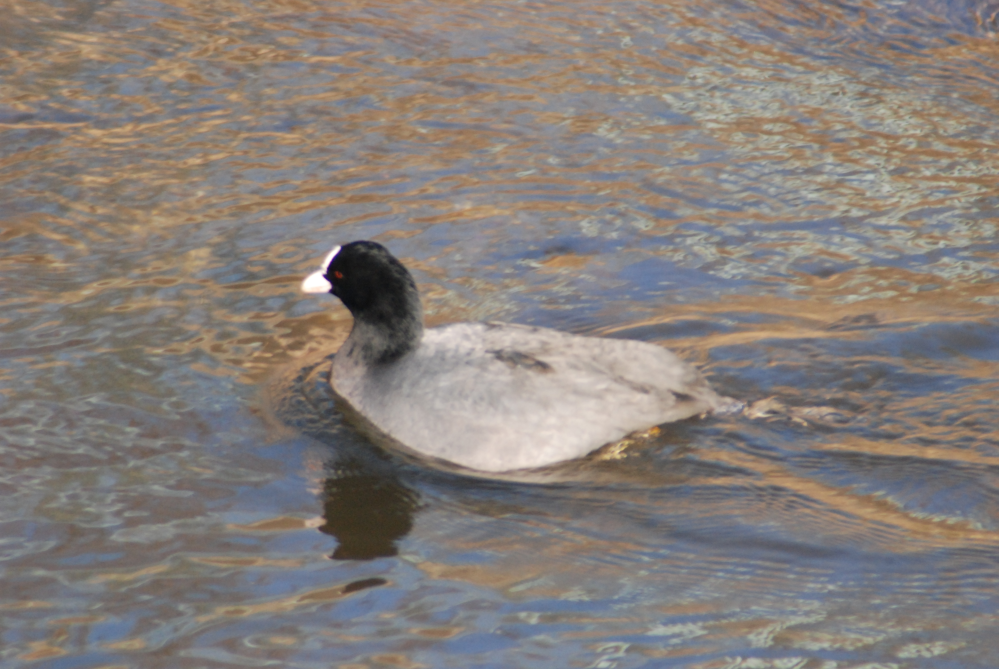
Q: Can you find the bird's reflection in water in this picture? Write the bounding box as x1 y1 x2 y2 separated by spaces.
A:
319 458 421 560
271 353 424 560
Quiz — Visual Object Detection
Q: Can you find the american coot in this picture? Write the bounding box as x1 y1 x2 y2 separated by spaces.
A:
301 241 737 472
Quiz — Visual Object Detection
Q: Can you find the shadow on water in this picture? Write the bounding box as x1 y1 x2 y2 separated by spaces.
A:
320 459 419 560
318 469 414 560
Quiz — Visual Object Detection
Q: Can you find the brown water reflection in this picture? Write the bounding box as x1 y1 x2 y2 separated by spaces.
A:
3 0 999 665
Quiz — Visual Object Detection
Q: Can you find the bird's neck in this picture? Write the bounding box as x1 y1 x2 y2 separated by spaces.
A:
342 296 424 366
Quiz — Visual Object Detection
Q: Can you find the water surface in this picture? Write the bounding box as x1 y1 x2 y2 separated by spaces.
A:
2 0 999 666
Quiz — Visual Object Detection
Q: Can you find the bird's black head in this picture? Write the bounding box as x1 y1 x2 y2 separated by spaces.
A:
302 240 424 363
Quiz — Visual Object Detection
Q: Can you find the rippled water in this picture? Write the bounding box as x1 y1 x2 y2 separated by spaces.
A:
3 0 999 666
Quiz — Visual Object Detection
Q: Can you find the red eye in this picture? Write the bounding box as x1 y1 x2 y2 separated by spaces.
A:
333 271 343 279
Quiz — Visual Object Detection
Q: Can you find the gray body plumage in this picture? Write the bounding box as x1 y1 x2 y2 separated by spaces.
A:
332 321 732 472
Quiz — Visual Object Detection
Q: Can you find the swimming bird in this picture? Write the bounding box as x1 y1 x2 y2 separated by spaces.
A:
301 241 735 472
